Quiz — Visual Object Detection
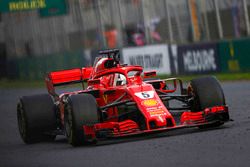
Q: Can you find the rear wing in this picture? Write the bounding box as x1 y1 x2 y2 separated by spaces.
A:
45 67 92 97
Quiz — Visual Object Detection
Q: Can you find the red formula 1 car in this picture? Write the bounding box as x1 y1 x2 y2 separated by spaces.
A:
17 49 230 146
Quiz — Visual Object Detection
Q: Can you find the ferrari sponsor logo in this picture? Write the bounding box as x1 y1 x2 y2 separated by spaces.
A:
135 91 154 99
142 99 158 107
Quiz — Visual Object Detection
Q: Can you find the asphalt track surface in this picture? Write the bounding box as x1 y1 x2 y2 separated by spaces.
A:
0 81 250 167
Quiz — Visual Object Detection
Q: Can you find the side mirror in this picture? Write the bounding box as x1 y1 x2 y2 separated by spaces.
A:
144 71 157 78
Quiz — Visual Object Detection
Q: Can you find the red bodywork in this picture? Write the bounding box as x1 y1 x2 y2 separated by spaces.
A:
45 50 229 141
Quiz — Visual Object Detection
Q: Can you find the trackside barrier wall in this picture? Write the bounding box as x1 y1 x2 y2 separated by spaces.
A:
7 50 85 80
121 38 250 75
5 37 250 80
218 38 250 72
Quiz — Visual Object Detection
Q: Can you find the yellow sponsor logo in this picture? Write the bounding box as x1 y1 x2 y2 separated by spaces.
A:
149 110 165 116
9 0 46 11
103 94 108 104
142 99 158 107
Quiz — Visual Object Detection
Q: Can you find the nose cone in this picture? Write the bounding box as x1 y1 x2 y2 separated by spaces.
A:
127 84 175 130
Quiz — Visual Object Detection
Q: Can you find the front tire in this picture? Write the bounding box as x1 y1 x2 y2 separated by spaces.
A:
189 76 229 128
64 94 99 146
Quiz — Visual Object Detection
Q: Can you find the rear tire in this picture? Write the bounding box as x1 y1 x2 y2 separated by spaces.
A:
189 76 229 128
17 94 57 144
64 94 99 146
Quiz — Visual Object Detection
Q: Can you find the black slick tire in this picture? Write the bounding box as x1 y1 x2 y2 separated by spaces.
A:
189 76 229 128
64 94 99 146
17 94 57 144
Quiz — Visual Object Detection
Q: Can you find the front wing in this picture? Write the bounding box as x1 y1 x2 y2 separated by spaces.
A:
83 106 229 140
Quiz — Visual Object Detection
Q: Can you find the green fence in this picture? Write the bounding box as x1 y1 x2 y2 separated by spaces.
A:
9 50 85 80
219 38 250 72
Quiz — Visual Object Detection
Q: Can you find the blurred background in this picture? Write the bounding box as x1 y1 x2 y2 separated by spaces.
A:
0 0 250 80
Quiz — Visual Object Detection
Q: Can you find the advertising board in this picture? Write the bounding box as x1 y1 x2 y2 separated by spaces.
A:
169 43 220 74
122 45 171 75
0 0 67 14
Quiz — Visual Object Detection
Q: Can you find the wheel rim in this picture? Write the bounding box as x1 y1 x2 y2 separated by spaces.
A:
17 102 26 139
187 84 200 111
65 105 73 142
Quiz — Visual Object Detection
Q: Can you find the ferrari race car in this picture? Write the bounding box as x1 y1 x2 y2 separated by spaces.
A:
17 49 230 146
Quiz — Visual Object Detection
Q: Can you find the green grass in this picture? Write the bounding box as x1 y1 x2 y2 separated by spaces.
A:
0 72 250 88
0 79 45 89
